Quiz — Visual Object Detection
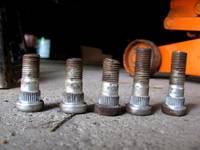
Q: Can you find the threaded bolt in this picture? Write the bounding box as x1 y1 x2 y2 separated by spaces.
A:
60 58 87 114
95 58 125 116
16 54 44 112
126 48 152 115
162 51 187 116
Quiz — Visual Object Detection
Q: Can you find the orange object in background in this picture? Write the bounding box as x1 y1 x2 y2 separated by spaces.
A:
123 0 200 76
161 0 200 76
159 39 200 76
164 0 200 31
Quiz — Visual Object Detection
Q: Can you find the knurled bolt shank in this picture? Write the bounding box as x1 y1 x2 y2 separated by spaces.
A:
126 48 152 116
16 54 44 112
94 58 125 116
162 51 187 116
60 58 87 114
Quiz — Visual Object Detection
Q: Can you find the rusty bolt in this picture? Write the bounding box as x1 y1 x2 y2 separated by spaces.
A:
60 58 87 114
126 48 152 115
16 54 44 112
94 58 125 116
162 51 187 116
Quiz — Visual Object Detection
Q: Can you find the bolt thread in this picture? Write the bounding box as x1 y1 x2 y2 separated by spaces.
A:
22 54 40 79
134 48 151 84
102 58 120 83
66 58 82 80
170 51 187 85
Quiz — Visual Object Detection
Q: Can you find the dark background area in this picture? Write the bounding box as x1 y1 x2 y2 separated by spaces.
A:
1 0 189 62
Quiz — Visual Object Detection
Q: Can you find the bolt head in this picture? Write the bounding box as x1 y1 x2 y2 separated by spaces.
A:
16 100 44 112
94 104 125 116
126 103 152 116
161 103 187 117
60 102 87 114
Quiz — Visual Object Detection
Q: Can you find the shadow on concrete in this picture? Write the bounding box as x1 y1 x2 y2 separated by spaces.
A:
187 103 198 114
152 102 162 114
87 104 95 112
186 76 200 83
44 102 60 111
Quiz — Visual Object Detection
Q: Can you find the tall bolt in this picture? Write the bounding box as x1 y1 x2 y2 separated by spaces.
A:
126 48 152 115
16 54 44 112
162 51 187 116
94 58 124 116
60 58 87 114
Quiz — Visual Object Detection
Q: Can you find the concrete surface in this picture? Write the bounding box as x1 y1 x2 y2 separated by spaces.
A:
1 60 200 150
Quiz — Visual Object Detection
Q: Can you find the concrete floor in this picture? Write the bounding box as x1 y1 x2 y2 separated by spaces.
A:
1 60 200 150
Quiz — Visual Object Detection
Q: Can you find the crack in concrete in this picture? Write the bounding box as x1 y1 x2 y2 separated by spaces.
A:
50 114 76 132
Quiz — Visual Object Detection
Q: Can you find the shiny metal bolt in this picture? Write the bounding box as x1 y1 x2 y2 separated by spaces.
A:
16 54 44 112
60 58 87 114
162 51 187 116
126 48 152 115
95 58 124 116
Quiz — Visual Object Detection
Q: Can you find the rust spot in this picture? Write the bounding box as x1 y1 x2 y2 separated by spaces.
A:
94 104 125 116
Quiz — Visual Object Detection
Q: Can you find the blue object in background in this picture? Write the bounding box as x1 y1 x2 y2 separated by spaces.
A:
37 37 51 58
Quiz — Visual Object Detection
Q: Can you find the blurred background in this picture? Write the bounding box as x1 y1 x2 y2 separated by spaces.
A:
0 0 189 65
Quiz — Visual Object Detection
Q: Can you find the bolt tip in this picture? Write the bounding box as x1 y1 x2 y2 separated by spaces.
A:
172 51 187 56
23 53 40 58
66 58 82 62
104 58 120 65
136 47 152 52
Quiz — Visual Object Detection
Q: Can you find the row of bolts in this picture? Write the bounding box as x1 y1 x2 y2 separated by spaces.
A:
16 48 187 117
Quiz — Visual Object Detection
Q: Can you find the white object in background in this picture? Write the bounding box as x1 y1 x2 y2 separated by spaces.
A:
37 37 51 58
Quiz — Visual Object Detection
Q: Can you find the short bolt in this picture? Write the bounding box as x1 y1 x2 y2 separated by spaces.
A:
126 48 152 116
95 58 124 116
16 54 44 112
60 58 87 114
162 51 187 116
